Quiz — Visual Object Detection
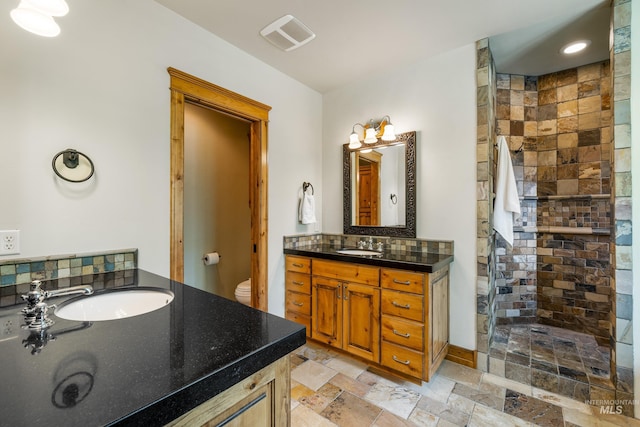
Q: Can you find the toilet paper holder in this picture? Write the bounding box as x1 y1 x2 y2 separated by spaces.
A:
202 252 222 265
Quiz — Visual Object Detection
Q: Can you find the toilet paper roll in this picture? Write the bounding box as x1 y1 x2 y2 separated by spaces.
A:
202 252 220 265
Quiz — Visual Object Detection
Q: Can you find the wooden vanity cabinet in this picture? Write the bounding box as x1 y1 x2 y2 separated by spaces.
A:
284 254 450 382
284 256 312 337
312 259 380 363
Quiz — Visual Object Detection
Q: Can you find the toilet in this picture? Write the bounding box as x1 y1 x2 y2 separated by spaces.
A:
234 278 251 306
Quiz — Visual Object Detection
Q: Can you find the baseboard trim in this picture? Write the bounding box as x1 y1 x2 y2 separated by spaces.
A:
445 344 477 368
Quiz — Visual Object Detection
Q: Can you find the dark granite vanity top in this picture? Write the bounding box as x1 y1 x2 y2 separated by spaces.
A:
0 269 305 427
284 244 453 273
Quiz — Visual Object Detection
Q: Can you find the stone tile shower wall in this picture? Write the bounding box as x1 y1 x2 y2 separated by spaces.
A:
494 61 613 347
494 74 539 325
532 62 613 347
611 0 634 407
475 38 497 372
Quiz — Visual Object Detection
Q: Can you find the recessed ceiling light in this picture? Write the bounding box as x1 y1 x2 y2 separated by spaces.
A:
561 40 591 55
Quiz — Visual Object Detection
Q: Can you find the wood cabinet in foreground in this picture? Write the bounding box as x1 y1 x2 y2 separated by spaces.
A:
285 255 450 382
166 356 291 427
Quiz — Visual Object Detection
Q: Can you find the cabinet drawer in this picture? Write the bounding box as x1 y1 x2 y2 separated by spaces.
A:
381 269 424 294
286 291 311 316
381 290 423 322
312 259 379 286
381 315 423 351
286 256 311 274
381 341 423 379
286 310 311 337
286 271 311 294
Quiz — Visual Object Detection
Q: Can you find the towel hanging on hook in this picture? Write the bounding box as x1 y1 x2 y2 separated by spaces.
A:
299 182 316 224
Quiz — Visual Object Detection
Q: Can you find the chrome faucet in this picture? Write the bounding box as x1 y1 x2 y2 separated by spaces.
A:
367 237 374 250
44 284 94 299
21 280 93 330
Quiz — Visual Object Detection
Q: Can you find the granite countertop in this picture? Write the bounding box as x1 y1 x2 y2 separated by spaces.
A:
0 269 306 427
283 244 453 273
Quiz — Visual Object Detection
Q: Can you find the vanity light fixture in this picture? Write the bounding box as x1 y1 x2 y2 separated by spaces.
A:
10 0 68 37
348 115 396 148
561 40 591 55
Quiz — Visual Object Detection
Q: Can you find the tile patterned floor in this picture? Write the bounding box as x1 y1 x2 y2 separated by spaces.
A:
489 323 615 403
290 342 640 427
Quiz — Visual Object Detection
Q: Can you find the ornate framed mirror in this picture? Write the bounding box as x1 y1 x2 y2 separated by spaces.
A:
343 130 416 237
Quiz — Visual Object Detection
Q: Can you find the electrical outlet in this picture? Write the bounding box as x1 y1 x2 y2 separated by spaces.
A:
0 318 18 342
0 230 20 255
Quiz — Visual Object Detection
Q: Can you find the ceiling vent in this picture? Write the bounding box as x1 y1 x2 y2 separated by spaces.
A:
260 15 315 52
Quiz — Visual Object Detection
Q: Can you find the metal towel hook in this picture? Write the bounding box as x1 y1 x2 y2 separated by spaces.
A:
302 182 314 195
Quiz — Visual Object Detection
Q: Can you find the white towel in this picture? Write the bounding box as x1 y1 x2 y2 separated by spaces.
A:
493 136 521 246
299 193 316 224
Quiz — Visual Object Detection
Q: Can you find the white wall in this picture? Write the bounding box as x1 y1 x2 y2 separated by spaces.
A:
0 0 322 315
323 44 478 349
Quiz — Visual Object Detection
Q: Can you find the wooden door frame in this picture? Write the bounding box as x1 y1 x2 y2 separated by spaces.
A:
168 67 271 311
355 151 382 225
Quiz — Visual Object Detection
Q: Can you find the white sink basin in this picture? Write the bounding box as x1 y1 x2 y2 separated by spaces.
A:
336 249 383 256
55 288 174 321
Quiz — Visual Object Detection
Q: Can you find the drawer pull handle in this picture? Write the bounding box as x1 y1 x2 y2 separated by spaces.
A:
392 301 410 309
393 329 410 338
292 301 303 307
292 263 304 268
337 284 341 300
393 279 411 285
292 281 304 286
392 355 411 365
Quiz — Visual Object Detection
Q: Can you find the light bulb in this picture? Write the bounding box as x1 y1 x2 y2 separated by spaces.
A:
381 123 396 141
348 132 361 149
10 5 60 37
364 128 377 144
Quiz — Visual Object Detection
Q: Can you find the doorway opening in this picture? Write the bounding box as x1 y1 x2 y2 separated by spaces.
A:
356 152 381 226
168 68 271 311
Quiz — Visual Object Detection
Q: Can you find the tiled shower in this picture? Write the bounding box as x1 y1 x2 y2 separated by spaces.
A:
493 63 612 346
475 0 633 415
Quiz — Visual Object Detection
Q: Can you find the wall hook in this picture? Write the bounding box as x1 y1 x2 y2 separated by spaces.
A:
302 182 314 194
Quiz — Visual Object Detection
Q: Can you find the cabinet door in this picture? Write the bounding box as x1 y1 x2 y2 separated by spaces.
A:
342 283 380 363
312 277 342 347
430 271 449 364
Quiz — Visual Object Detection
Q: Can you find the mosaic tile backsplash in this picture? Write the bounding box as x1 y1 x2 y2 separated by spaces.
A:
0 249 138 304
283 233 453 256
